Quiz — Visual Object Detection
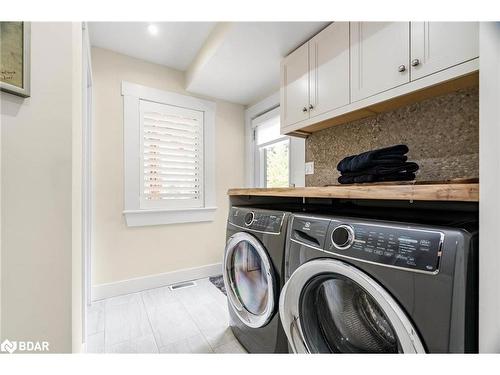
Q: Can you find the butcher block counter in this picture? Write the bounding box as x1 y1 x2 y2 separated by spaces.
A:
228 182 479 202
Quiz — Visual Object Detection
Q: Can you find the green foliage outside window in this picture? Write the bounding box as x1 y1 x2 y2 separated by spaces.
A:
265 141 289 188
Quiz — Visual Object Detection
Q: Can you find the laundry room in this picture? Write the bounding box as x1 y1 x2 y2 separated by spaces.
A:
82 21 485 354
1 5 500 369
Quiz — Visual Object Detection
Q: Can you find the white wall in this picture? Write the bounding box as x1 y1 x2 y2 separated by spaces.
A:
71 23 83 353
479 22 500 353
91 47 245 288
0 22 82 353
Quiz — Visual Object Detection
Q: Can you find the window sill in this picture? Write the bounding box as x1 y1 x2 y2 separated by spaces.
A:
123 207 217 227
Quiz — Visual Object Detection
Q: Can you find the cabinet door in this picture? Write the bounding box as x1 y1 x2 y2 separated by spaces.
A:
350 22 410 102
410 22 479 80
281 43 310 127
309 22 350 118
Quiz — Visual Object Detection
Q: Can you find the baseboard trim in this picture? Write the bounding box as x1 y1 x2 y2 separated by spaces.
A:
91 262 222 301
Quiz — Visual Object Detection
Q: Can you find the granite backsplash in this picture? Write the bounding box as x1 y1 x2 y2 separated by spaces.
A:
305 86 479 186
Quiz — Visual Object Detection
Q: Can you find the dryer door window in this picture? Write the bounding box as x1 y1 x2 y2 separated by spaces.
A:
301 276 399 353
279 259 425 353
224 232 276 328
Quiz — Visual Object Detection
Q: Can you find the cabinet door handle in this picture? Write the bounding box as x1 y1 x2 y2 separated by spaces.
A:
309 104 314 110
398 65 406 72
411 58 420 67
302 107 308 113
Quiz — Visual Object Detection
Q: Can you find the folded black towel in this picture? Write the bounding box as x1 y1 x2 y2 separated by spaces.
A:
340 162 419 178
338 172 416 184
337 144 409 173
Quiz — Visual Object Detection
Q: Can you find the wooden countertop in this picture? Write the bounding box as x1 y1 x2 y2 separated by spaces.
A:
228 183 479 202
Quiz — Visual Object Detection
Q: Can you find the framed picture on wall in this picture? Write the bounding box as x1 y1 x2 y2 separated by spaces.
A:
0 21 31 97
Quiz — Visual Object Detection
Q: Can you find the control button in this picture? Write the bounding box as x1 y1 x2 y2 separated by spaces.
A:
244 212 255 226
331 224 355 250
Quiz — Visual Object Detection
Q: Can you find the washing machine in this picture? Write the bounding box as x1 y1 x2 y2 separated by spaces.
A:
223 206 289 353
279 213 478 353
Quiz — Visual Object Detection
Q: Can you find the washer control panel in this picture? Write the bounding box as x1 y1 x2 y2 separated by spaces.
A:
229 207 284 234
326 220 444 273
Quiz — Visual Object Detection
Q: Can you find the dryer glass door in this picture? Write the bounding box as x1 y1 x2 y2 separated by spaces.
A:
279 259 425 353
224 232 276 328
301 276 399 353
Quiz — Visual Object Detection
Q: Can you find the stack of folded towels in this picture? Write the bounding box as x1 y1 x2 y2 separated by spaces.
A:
336 144 419 184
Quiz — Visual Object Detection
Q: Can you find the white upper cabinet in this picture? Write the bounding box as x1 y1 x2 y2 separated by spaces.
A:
350 22 410 102
410 22 479 81
281 23 350 128
281 43 310 127
280 21 479 134
308 22 350 119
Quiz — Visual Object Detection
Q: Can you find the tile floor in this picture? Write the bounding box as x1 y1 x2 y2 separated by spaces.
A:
86 277 247 353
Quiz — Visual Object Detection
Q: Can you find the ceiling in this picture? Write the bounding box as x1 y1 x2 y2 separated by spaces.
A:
89 22 216 71
89 22 328 105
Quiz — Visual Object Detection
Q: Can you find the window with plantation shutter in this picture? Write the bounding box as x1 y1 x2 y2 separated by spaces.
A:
140 100 204 209
122 81 216 227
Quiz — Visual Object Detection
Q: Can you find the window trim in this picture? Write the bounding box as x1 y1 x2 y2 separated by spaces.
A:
122 81 216 227
245 92 305 188
253 107 287 187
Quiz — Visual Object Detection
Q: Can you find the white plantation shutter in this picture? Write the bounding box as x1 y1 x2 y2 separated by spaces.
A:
139 100 204 209
122 82 216 226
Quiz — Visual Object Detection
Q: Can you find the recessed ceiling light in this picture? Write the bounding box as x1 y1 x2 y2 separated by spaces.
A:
147 24 159 36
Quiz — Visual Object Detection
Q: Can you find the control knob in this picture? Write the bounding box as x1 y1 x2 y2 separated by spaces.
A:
331 224 355 250
244 212 255 226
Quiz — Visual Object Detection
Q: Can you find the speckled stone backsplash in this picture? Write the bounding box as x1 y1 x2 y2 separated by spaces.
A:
305 86 479 186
